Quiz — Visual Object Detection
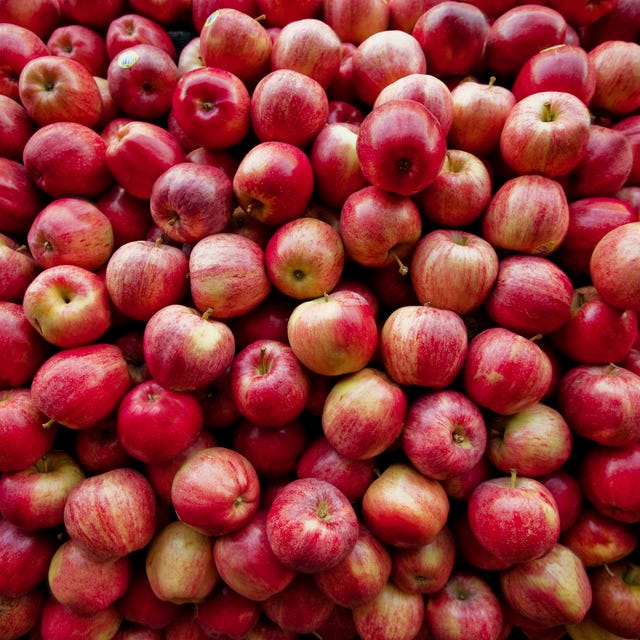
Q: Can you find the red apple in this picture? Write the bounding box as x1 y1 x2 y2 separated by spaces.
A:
409 229 499 315
196 584 261 639
265 476 359 573
322 0 390 45
127 0 191 24
171 446 260 536
468 471 561 565
0 95 36 162
362 462 450 548
286 289 378 377
58 0 128 31
74 420 135 474
0 0 60 40
547 0 618 26
106 12 176 59
39 597 123 640
539 469 583 533
356 98 446 196
0 588 46 640
257 0 322 26
582 0 640 47
380 304 468 388
46 24 109 78
402 389 487 481
0 161 46 240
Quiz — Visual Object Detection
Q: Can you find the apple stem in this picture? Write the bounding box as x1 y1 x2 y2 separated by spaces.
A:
323 292 330 302
258 345 270 375
488 76 497 88
42 418 56 429
606 362 620 375
529 333 543 343
154 236 163 248
391 250 409 276
35 455 50 473
43 240 53 251
168 212 179 227
509 468 518 488
254 13 267 22
202 307 213 322
542 100 554 122
16 244 28 253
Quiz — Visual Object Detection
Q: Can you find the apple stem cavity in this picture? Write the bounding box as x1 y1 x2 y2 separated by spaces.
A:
623 563 640 585
316 498 331 520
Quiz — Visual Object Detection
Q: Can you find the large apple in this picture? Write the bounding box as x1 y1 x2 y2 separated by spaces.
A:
46 24 110 77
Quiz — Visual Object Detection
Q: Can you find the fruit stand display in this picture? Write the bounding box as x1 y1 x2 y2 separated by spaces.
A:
1 0 640 639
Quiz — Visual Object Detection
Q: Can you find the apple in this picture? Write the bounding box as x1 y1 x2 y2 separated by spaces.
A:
39 597 123 640
74 420 135 474
262 573 336 634
468 471 561 565
145 519 218 605
196 584 261 639
0 517 58 598
387 0 441 32
499 90 591 178
612 114 640 187
0 23 49 101
171 446 260 536
265 476 359 573
296 435 377 503
561 506 638 567
106 12 176 59
31 343 132 431
482 174 570 256
22 121 113 198
409 229 499 315
0 449 85 532
447 77 516 158
265 216 345 299
339 186 421 274
589 40 640 117
189 232 272 319
322 0 390 45
0 388 57 473
104 119 186 201
94 185 153 248
257 0 323 26
270 18 342 88
356 98 446 197
411 1 489 79
322 366 407 460
171 66 251 150
286 289 378 377
390 524 456 594
127 0 191 24
462 327 553 415
105 239 189 322
0 301 50 389
500 543 592 628
199 8 272 87
314 605 359 640
582 0 640 47
314 522 391 608
556 197 638 276
47 538 132 616
546 0 618 25
0 588 46 640
0 95 36 162
177 36 204 76
425 571 504 640
250 68 329 147
590 221 640 310
440 455 494 504
484 254 574 337
352 581 425 640
0 0 60 39
233 140 315 226
402 389 487 481
539 469 583 532
485 402 573 478
379 304 468 388
484 4 568 80
351 29 426 106
326 41 358 104
0 159 46 239
107 43 179 121
46 24 109 77
362 462 450 548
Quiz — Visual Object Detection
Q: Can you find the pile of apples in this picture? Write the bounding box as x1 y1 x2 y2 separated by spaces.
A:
3 0 640 638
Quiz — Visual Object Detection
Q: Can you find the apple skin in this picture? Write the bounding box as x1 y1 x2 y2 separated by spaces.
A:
23 121 113 199
0 588 46 640
468 472 561 565
356 98 446 197
0 0 60 39
482 174 570 256
560 506 638 568
30 343 132 431
196 584 261 639
314 522 392 609
556 197 638 276
582 0 640 47
0 517 58 598
0 449 86 532
484 254 574 337
539 469 583 532
612 114 640 187
0 388 57 474
94 185 153 248
213 509 296 602
189 232 272 319
409 229 499 316
339 185 422 273
402 390 487 482
590 221 640 310
0 301 50 389
265 216 345 299
380 304 468 389
499 543 592 628
63 465 157 562
287 290 378 377
485 402 573 478
38 597 123 640
47 538 132 616
250 68 329 147
145 519 219 606
362 462 450 548
0 95 36 163
0 165 46 244
322 366 407 461
580 443 640 524
352 581 425 640
265 476 359 574
499 90 591 179
425 570 504 640
171 446 260 537
46 24 109 77
323 0 390 45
